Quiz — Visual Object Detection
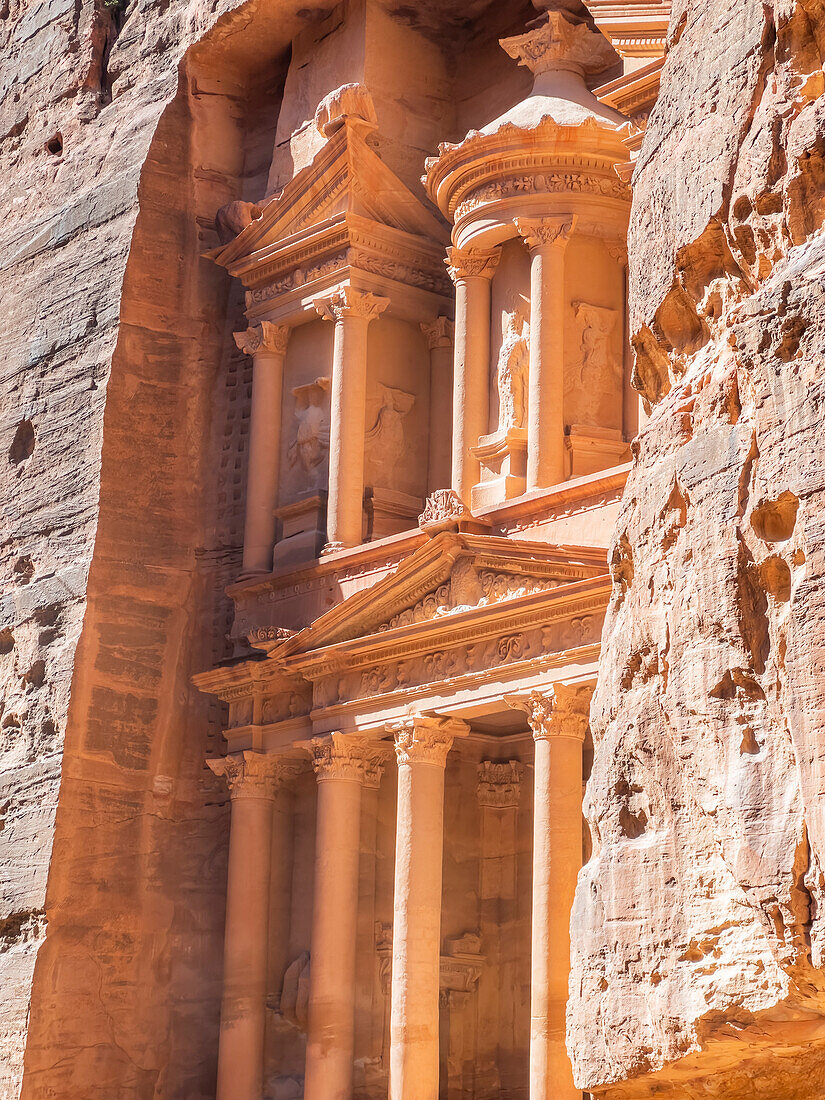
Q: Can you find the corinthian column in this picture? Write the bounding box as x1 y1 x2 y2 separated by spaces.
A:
514 217 575 491
420 316 455 493
507 685 591 1100
207 751 293 1100
388 715 468 1099
304 734 386 1100
314 289 389 553
234 322 290 575
445 247 500 504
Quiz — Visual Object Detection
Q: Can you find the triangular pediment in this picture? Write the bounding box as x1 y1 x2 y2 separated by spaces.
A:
209 120 446 270
267 534 607 659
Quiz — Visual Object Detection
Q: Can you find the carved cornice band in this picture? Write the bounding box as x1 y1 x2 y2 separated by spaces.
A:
233 320 290 357
313 287 390 323
506 683 592 743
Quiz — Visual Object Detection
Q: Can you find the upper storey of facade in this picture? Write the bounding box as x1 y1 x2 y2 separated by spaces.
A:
203 0 670 650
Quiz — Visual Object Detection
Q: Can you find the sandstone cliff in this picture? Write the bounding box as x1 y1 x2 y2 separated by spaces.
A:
570 1 825 1095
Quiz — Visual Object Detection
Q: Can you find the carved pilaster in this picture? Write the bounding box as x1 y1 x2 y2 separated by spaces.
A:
420 316 455 350
477 760 523 808
390 715 469 767
306 732 387 784
513 215 575 253
207 750 302 800
444 246 500 285
313 287 390 324
233 320 290 357
506 684 592 742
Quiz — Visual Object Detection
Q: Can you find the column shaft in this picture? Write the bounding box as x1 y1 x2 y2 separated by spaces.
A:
446 249 499 504
421 317 454 493
235 323 289 575
514 219 574 492
207 752 284 1100
304 735 384 1100
315 289 389 552
389 717 465 1100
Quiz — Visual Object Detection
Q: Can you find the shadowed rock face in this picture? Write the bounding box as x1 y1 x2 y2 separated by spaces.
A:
569 1 825 1097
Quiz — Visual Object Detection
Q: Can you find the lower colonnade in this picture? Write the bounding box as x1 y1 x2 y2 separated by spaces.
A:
208 681 592 1100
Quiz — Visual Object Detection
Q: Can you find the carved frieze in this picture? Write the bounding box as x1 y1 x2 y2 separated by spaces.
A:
454 171 630 222
477 760 523 808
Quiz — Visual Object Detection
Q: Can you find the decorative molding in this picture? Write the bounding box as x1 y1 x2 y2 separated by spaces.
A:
477 760 523 808
505 683 593 742
313 287 390 323
513 215 574 252
452 169 630 223
420 316 455 350
233 320 290 357
248 625 296 652
304 732 387 784
390 715 468 768
444 246 500 284
206 750 304 800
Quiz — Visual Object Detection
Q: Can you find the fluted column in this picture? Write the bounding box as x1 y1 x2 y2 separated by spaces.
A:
514 217 575 491
304 734 386 1100
420 316 455 493
445 247 500 504
388 716 468 1100
207 751 293 1100
314 288 389 553
507 685 591 1100
234 322 290 575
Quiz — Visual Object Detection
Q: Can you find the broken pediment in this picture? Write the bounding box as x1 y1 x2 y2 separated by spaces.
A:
257 533 607 657
207 118 448 280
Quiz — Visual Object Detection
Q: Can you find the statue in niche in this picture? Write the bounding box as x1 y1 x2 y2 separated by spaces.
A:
289 377 331 479
496 301 530 432
574 302 620 425
365 384 416 476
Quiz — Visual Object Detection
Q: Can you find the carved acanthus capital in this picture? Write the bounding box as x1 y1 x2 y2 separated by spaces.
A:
207 750 303 800
505 683 592 743
305 732 388 785
390 715 469 768
313 288 390 324
418 488 471 531
477 760 523 808
233 320 290 357
444 246 500 285
499 11 618 79
420 316 455 350
514 216 575 253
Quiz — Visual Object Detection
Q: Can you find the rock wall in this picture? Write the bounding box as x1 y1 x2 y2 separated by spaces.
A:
0 0 302 1093
570 1 825 1096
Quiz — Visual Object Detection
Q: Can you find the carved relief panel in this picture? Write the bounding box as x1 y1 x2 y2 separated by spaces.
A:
278 320 334 505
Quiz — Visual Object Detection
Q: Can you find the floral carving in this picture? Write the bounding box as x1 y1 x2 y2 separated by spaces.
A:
233 320 289 357
418 489 471 530
420 316 454 350
454 174 630 222
444 246 501 284
390 716 467 767
306 732 387 784
506 684 593 742
499 12 617 78
477 760 523 808
313 287 389 323
207 751 302 799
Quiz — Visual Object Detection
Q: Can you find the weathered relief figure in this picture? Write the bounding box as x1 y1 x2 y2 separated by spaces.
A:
289 377 330 478
365 384 415 474
496 304 530 431
573 302 619 425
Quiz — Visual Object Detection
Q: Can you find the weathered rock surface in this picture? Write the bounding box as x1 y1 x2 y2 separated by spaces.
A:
570 1 825 1096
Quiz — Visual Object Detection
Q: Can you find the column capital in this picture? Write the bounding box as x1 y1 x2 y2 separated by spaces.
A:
313 287 389 324
505 683 592 743
605 238 629 268
389 715 469 767
207 750 302 800
234 320 290 357
513 215 576 253
444 246 500 285
477 760 523 808
420 315 455 350
304 732 388 784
